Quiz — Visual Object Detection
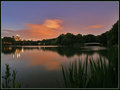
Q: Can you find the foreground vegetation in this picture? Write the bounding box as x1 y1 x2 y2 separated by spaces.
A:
2 64 21 88
61 46 118 88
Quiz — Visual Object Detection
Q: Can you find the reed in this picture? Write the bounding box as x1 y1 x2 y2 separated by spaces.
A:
2 64 21 88
61 47 118 88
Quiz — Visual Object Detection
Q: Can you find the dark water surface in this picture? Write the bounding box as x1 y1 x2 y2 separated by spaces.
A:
1 46 110 88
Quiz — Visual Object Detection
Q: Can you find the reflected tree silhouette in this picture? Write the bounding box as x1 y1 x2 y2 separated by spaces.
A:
2 46 108 59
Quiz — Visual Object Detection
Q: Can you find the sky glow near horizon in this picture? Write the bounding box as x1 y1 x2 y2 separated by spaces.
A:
1 1 119 40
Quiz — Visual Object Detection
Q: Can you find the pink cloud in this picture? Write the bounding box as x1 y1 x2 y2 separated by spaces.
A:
85 25 104 30
2 19 64 40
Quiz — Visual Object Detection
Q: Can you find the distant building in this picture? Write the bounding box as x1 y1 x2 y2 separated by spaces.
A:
14 34 21 41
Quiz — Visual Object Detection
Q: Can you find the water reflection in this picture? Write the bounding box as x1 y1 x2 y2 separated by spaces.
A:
2 46 109 70
2 46 108 58
2 46 113 88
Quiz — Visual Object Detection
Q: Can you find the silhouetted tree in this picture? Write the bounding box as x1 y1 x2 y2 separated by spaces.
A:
107 21 118 47
83 34 97 43
2 21 118 47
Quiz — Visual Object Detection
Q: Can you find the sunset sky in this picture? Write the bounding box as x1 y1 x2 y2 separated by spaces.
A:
1 1 119 40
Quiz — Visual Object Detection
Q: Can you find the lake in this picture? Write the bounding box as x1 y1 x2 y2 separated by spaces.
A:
1 46 118 88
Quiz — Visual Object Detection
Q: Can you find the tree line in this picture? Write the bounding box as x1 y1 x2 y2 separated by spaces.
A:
40 20 118 47
2 21 118 47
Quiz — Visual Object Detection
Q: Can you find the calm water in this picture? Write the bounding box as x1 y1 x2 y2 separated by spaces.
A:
2 46 108 88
